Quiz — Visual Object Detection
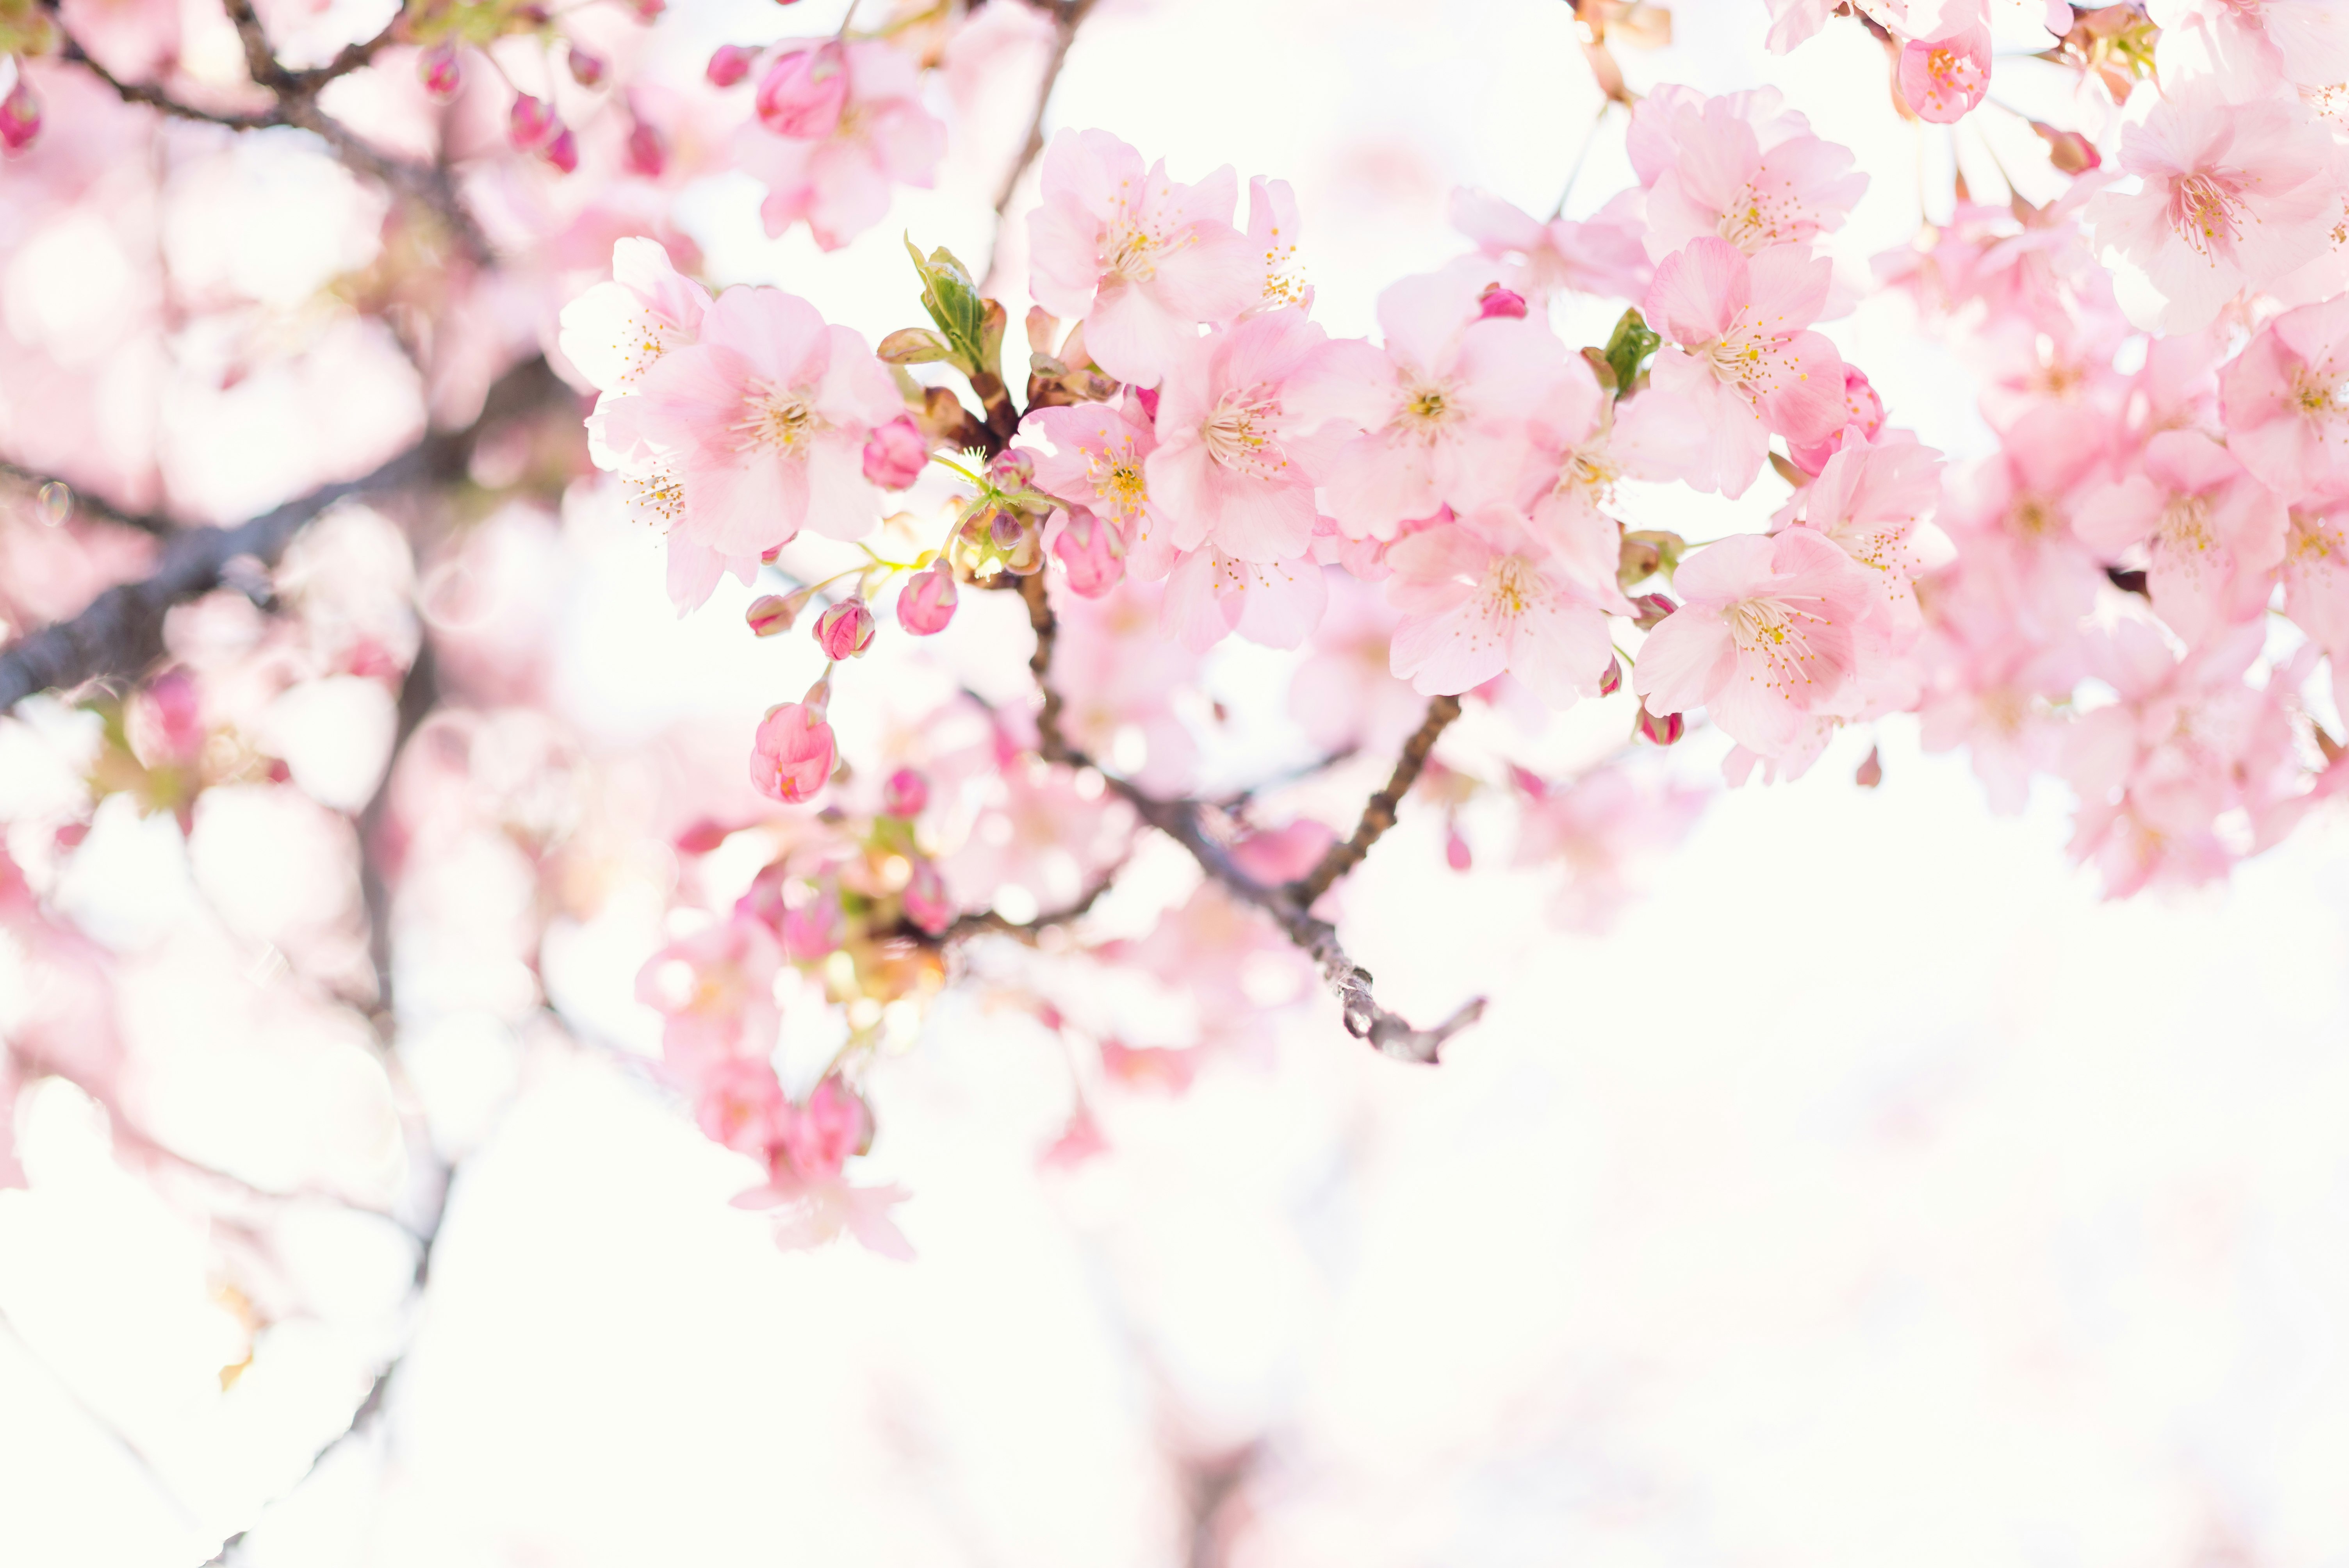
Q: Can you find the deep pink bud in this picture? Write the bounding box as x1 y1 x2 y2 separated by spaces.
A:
750 702 836 803
1636 705 1685 747
1050 506 1125 599
1476 282 1528 319
1630 592 1677 631
1132 386 1160 422
903 858 953 935
566 45 608 88
508 93 558 150
756 43 847 139
881 766 929 818
2030 119 2100 175
706 44 756 87
747 594 796 636
986 448 1035 490
1598 656 1623 697
861 415 927 490
895 563 958 636
1445 824 1472 871
624 118 667 179
814 597 876 660
539 125 579 174
418 42 462 100
0 78 41 154
626 0 665 18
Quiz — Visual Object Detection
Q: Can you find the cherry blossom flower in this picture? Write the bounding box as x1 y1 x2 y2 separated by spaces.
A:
1159 544 1330 650
731 39 946 250
2086 92 2343 334
1385 504 1618 707
1633 527 1876 755
1448 187 1652 305
1511 763 1708 932
2075 429 2287 645
2219 295 2349 497
2281 504 2349 658
1779 432 1949 632
1144 307 1374 563
1026 129 1258 385
694 1057 790 1156
1510 360 1691 604
1897 24 1991 124
1640 237 1846 496
750 700 838 804
1627 85 1868 257
2148 0 2349 98
618 284 900 561
1025 393 1164 558
634 916 783 1080
1321 269 1572 540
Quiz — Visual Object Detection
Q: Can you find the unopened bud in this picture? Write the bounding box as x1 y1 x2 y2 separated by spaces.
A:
707 44 756 87
747 593 796 636
566 45 608 88
895 562 957 636
1598 656 1623 697
989 508 1027 551
986 449 1035 490
1476 282 1528 320
1631 592 1677 631
418 41 462 100
1050 505 1125 599
1855 746 1884 789
539 124 579 174
1445 824 1472 871
814 596 876 660
1636 704 1684 746
0 77 41 154
624 118 667 179
881 766 929 818
2029 119 2100 175
508 93 558 150
861 415 927 490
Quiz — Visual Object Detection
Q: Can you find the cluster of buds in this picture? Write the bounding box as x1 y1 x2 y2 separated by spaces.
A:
507 93 577 174
403 0 668 177
942 450 1056 579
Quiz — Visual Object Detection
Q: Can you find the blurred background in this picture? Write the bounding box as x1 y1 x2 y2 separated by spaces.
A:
6 0 2349 1564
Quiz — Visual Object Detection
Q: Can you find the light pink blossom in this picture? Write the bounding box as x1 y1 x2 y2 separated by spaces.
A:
1024 394 1164 556
2219 295 2349 497
1385 504 1618 707
731 39 945 250
1448 187 1652 304
634 916 783 1080
1627 85 1868 257
1640 238 1846 496
1026 129 1258 385
1898 25 1991 123
2148 0 2349 98
2075 429 2286 645
1633 527 1877 755
1780 433 1949 632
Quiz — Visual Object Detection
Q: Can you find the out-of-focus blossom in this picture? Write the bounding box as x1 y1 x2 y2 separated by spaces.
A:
733 39 946 250
750 701 838 804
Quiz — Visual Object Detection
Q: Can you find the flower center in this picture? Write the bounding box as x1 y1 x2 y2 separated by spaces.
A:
733 380 824 456
1399 378 1459 442
1561 443 1620 505
2010 494 2060 539
1717 174 1799 250
2168 171 2247 259
2159 493 2215 556
1200 384 1288 478
1486 555 1535 616
1725 595 1821 692
1704 323 1770 390
1090 440 1149 519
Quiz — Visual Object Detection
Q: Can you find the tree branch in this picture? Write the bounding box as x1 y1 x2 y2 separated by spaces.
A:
1289 695 1460 905
982 0 1099 287
0 460 177 536
1016 573 1483 1064
0 357 572 717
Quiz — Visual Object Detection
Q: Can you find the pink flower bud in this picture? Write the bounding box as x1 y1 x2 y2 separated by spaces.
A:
861 415 927 490
1050 506 1125 599
1855 746 1884 789
566 45 608 88
779 1076 870 1181
903 858 953 935
539 124 579 174
1636 704 1685 747
747 594 796 636
0 78 41 154
1476 282 1528 319
624 117 667 178
989 508 1028 550
1598 656 1623 697
2029 119 2100 175
417 42 462 100
750 701 836 804
814 596 876 660
1630 592 1677 631
706 44 756 87
508 93 558 150
756 43 847 140
627 0 665 16
881 766 929 818
986 449 1035 490
1445 823 1472 871
895 563 958 636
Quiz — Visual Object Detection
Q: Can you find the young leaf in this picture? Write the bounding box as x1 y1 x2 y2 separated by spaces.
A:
1601 308 1661 400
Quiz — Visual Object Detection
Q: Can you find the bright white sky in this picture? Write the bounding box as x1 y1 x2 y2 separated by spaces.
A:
7 2 2349 1565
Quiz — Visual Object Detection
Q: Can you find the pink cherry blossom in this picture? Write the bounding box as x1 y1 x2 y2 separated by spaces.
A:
2075 429 2286 645
1627 85 1868 257
2219 295 2349 497
1144 307 1375 563
1155 544 1330 651
1026 129 1258 385
1510 360 1691 605
750 700 838 804
2086 92 2342 334
1640 238 1846 497
880 767 929 818
2148 0 2349 98
694 1057 790 1157
1780 433 1948 632
1321 269 1572 540
617 284 900 561
1511 762 1708 932
731 39 946 250
2281 505 2349 658
634 916 783 1080
1025 394 1164 555
1385 504 1617 707
1898 25 1991 124
1448 187 1652 305
756 43 848 139
1633 527 1877 755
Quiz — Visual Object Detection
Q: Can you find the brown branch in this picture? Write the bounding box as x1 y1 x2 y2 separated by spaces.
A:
1016 573 1483 1064
0 460 177 536
942 858 1123 944
0 357 572 717
1290 696 1460 905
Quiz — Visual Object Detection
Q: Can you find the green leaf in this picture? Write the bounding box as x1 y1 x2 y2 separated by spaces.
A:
1601 308 1661 401
904 235 987 372
877 327 954 365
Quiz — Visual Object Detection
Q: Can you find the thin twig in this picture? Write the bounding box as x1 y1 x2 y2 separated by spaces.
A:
1016 574 1483 1064
982 0 1100 285
942 860 1123 943
1290 696 1460 906
0 460 177 536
